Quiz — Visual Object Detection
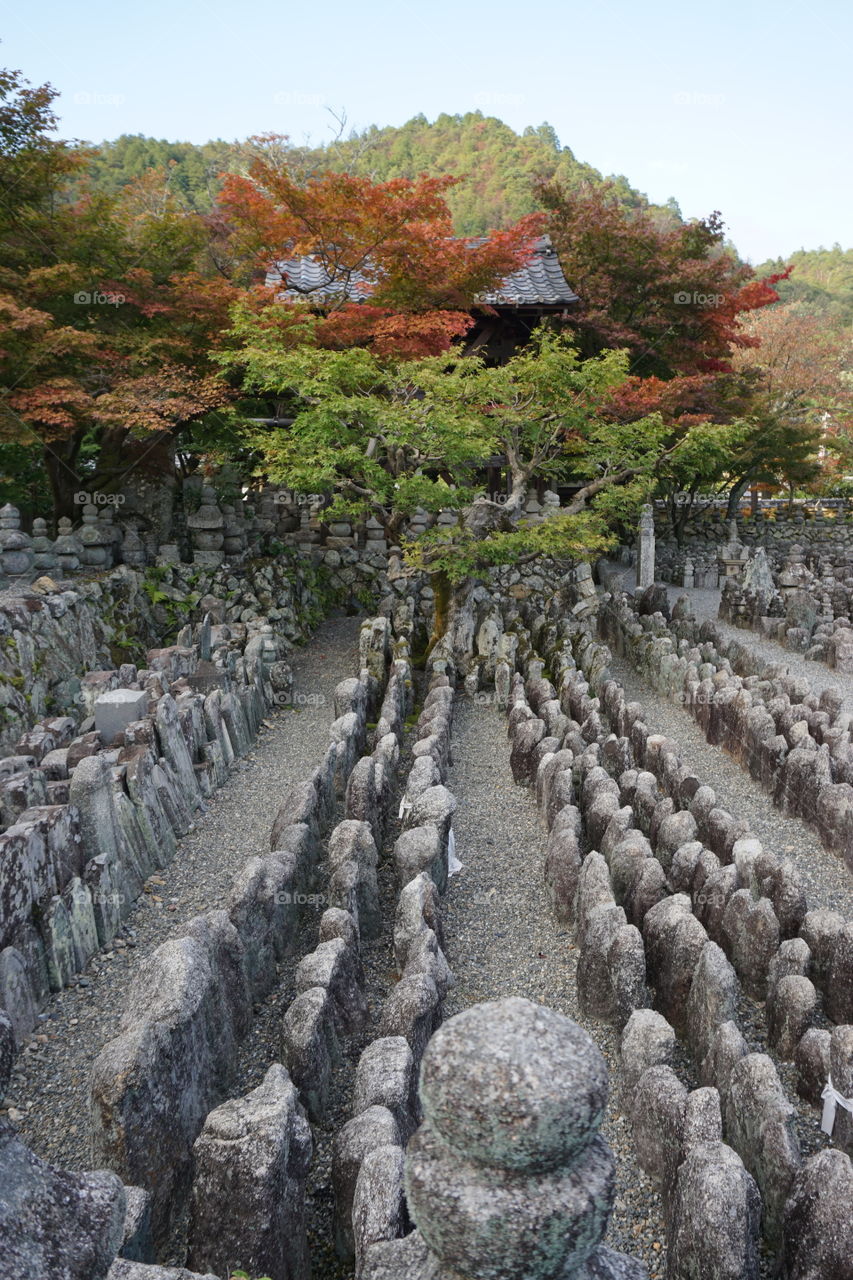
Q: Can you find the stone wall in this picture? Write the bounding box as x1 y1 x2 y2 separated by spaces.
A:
640 501 853 589
0 548 412 1089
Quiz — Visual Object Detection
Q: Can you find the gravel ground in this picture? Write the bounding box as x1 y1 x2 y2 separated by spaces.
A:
232 692 416 1280
602 566 853 917
667 577 853 726
443 697 668 1280
607 650 853 919
596 579 836 1271
4 611 364 1181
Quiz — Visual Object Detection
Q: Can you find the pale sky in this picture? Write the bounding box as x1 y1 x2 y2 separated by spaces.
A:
4 0 851 263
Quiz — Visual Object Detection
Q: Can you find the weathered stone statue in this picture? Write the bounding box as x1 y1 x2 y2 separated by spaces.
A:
741 547 776 604
362 997 647 1279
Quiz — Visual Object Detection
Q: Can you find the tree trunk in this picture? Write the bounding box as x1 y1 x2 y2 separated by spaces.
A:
43 432 85 522
426 569 452 658
672 484 700 547
726 476 750 519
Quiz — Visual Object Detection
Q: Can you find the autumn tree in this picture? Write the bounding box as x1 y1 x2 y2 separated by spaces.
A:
0 70 241 519
726 301 852 512
538 180 785 378
216 140 545 358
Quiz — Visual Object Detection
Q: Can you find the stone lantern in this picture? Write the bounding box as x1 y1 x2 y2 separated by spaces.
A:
717 519 749 583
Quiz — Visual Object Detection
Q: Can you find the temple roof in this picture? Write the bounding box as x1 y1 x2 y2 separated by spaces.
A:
265 235 578 309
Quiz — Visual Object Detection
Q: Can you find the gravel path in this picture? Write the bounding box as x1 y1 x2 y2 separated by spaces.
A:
601 566 853 914
617 562 853 726
4 611 364 1175
444 698 668 1280
607 652 853 918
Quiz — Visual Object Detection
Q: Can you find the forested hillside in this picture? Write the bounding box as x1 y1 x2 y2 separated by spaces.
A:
80 112 669 232
754 245 853 323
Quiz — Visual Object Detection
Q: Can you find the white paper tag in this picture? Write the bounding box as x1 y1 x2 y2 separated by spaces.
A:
820 1075 853 1138
447 826 462 876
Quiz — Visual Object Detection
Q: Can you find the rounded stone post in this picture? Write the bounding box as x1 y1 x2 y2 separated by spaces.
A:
402 997 646 1280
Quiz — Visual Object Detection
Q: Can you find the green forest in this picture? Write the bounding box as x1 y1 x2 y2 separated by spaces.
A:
80 115 853 321
1 67 851 574
81 113 667 229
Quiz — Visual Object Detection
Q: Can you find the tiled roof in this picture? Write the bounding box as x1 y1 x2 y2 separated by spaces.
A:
475 237 578 306
265 236 578 308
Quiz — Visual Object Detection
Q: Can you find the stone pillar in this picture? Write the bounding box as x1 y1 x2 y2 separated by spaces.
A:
30 518 58 575
0 504 34 581
187 485 225 568
362 997 646 1280
77 504 112 569
53 517 82 574
682 557 694 590
636 504 655 590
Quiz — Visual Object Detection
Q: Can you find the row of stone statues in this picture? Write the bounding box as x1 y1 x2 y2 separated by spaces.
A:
0 484 567 583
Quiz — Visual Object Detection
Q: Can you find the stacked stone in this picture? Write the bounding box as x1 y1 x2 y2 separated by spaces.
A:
361 997 646 1280
330 643 457 1272
53 517 83 573
0 557 399 1085
559 621 853 1274
501 640 759 1275
0 504 34 582
186 485 225 568
30 518 58 576
90 617 394 1250
483 597 853 1276
281 641 405 1123
601 587 853 869
78 504 114 569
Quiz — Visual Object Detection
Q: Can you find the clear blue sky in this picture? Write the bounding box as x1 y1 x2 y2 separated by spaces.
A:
4 0 851 263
